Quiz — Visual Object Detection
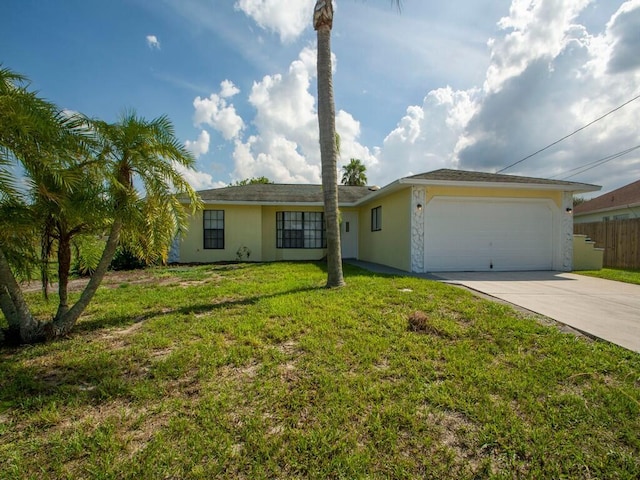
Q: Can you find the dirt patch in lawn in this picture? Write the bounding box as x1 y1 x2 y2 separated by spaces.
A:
20 269 226 295
21 270 177 294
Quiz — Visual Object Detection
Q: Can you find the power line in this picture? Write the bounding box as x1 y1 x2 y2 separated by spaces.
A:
559 144 640 180
497 93 640 173
548 144 640 179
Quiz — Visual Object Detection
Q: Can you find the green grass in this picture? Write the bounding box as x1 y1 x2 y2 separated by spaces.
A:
576 267 640 285
1 262 639 479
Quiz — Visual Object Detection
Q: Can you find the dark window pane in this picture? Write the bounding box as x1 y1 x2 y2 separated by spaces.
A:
203 210 224 249
276 211 326 249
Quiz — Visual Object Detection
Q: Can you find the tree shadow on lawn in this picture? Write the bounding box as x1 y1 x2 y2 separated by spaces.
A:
0 284 320 413
75 283 321 334
0 262 404 413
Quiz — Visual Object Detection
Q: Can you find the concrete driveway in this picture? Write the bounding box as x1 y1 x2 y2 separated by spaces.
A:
433 271 640 353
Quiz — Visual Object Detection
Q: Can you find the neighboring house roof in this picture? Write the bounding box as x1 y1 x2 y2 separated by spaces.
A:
574 179 640 215
191 169 600 206
196 183 373 205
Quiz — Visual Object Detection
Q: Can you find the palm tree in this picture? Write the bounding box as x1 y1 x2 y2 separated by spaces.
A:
314 1 399 287
33 160 110 320
48 111 202 338
0 66 85 342
314 1 344 288
1 82 201 342
341 158 368 186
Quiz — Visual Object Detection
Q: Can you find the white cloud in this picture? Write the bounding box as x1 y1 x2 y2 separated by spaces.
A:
605 0 640 73
231 46 374 184
234 0 315 42
374 87 479 181
173 163 226 190
193 81 244 140
220 79 240 98
232 47 319 182
336 110 378 171
183 1 639 195
485 0 591 93
146 35 160 49
185 130 210 158
374 0 640 194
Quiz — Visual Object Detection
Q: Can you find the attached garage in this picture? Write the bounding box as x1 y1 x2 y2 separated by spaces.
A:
390 169 600 273
424 197 555 271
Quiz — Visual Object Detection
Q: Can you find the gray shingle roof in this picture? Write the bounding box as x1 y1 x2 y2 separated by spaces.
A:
196 183 372 204
405 169 599 189
190 169 599 205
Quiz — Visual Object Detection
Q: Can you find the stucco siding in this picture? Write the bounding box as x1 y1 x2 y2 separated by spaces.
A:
358 189 411 271
573 235 604 270
178 204 262 263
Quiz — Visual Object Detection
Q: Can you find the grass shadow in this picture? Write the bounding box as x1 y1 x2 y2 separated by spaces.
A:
74 284 321 334
0 283 322 412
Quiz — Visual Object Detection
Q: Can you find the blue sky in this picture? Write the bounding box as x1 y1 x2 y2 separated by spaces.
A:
3 0 639 196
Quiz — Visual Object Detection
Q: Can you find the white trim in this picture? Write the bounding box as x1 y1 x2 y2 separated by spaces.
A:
197 201 357 207
398 177 601 192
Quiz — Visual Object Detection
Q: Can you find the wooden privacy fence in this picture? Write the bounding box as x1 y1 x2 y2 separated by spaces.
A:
574 219 640 269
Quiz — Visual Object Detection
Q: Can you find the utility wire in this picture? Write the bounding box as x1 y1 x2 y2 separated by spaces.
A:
548 144 640 179
560 144 640 180
497 93 640 173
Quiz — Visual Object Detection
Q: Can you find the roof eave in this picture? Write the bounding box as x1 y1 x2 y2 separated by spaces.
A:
353 180 405 206
182 199 362 207
574 201 640 216
398 178 601 193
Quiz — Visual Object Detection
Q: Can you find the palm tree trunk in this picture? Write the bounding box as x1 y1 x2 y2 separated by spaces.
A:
0 247 43 343
54 233 71 319
315 5 345 288
51 219 123 337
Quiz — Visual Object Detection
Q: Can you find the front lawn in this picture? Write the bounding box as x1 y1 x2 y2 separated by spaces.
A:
576 267 640 285
1 263 639 479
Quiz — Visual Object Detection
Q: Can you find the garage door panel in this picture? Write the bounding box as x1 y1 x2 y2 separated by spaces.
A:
424 198 554 272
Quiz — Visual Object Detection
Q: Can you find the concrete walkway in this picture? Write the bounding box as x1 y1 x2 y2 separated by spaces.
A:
345 261 640 353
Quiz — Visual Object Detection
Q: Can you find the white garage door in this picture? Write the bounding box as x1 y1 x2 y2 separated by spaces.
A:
424 197 554 272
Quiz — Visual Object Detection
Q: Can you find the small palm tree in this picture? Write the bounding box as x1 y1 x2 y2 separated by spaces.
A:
0 86 202 342
51 111 202 337
341 158 368 186
0 66 87 342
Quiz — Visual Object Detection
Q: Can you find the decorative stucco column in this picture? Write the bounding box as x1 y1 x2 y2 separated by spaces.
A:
561 191 574 271
411 186 426 272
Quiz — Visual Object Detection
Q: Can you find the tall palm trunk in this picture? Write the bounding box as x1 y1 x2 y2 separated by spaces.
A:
315 0 345 288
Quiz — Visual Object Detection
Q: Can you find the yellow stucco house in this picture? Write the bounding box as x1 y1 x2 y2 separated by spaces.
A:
172 169 600 272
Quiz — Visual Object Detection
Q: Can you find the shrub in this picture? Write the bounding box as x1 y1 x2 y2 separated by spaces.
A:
109 247 147 271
